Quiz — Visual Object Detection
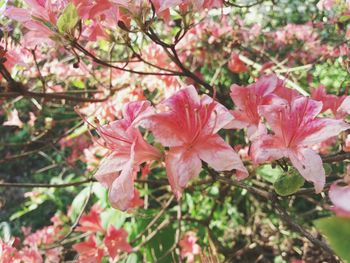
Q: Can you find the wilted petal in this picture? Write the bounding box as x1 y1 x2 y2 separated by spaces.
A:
166 148 202 199
289 148 325 193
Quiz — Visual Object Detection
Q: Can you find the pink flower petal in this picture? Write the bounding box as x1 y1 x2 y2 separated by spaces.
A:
195 135 248 178
289 148 325 193
166 147 202 199
329 183 350 216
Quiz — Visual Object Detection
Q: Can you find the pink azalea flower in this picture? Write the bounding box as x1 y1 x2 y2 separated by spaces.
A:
76 204 105 234
153 0 222 13
92 101 161 210
227 52 248 73
142 86 248 198
329 182 350 217
311 85 350 119
73 236 105 263
273 79 301 103
0 239 19 263
179 232 201 263
104 226 132 260
5 0 61 47
18 247 43 263
128 189 144 209
251 97 349 192
227 75 280 140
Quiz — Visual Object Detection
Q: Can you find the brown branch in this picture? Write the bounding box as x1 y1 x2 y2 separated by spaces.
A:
0 178 167 188
271 196 336 258
72 41 183 76
31 48 46 94
0 179 95 188
0 62 111 103
212 173 337 259
0 90 109 103
224 0 269 8
43 181 94 250
322 152 350 163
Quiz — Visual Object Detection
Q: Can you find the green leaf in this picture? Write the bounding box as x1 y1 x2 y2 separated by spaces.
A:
56 3 79 34
314 217 350 262
100 209 128 229
273 168 305 196
0 0 7 12
70 186 90 221
126 253 139 263
257 164 283 183
323 163 332 175
339 15 350 23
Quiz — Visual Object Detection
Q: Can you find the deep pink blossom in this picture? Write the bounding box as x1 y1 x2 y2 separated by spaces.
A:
73 236 105 263
76 204 104 233
251 97 349 192
227 52 248 73
128 189 144 209
142 86 248 198
104 226 132 260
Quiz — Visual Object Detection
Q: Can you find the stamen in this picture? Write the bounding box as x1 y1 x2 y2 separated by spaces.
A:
75 107 131 149
185 104 191 130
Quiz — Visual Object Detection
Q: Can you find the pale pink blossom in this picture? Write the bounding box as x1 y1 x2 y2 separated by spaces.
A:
329 182 350 217
251 97 349 192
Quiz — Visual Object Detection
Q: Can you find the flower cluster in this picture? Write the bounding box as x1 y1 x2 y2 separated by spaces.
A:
87 75 350 211
0 216 63 263
73 205 132 262
0 205 133 263
4 0 223 47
